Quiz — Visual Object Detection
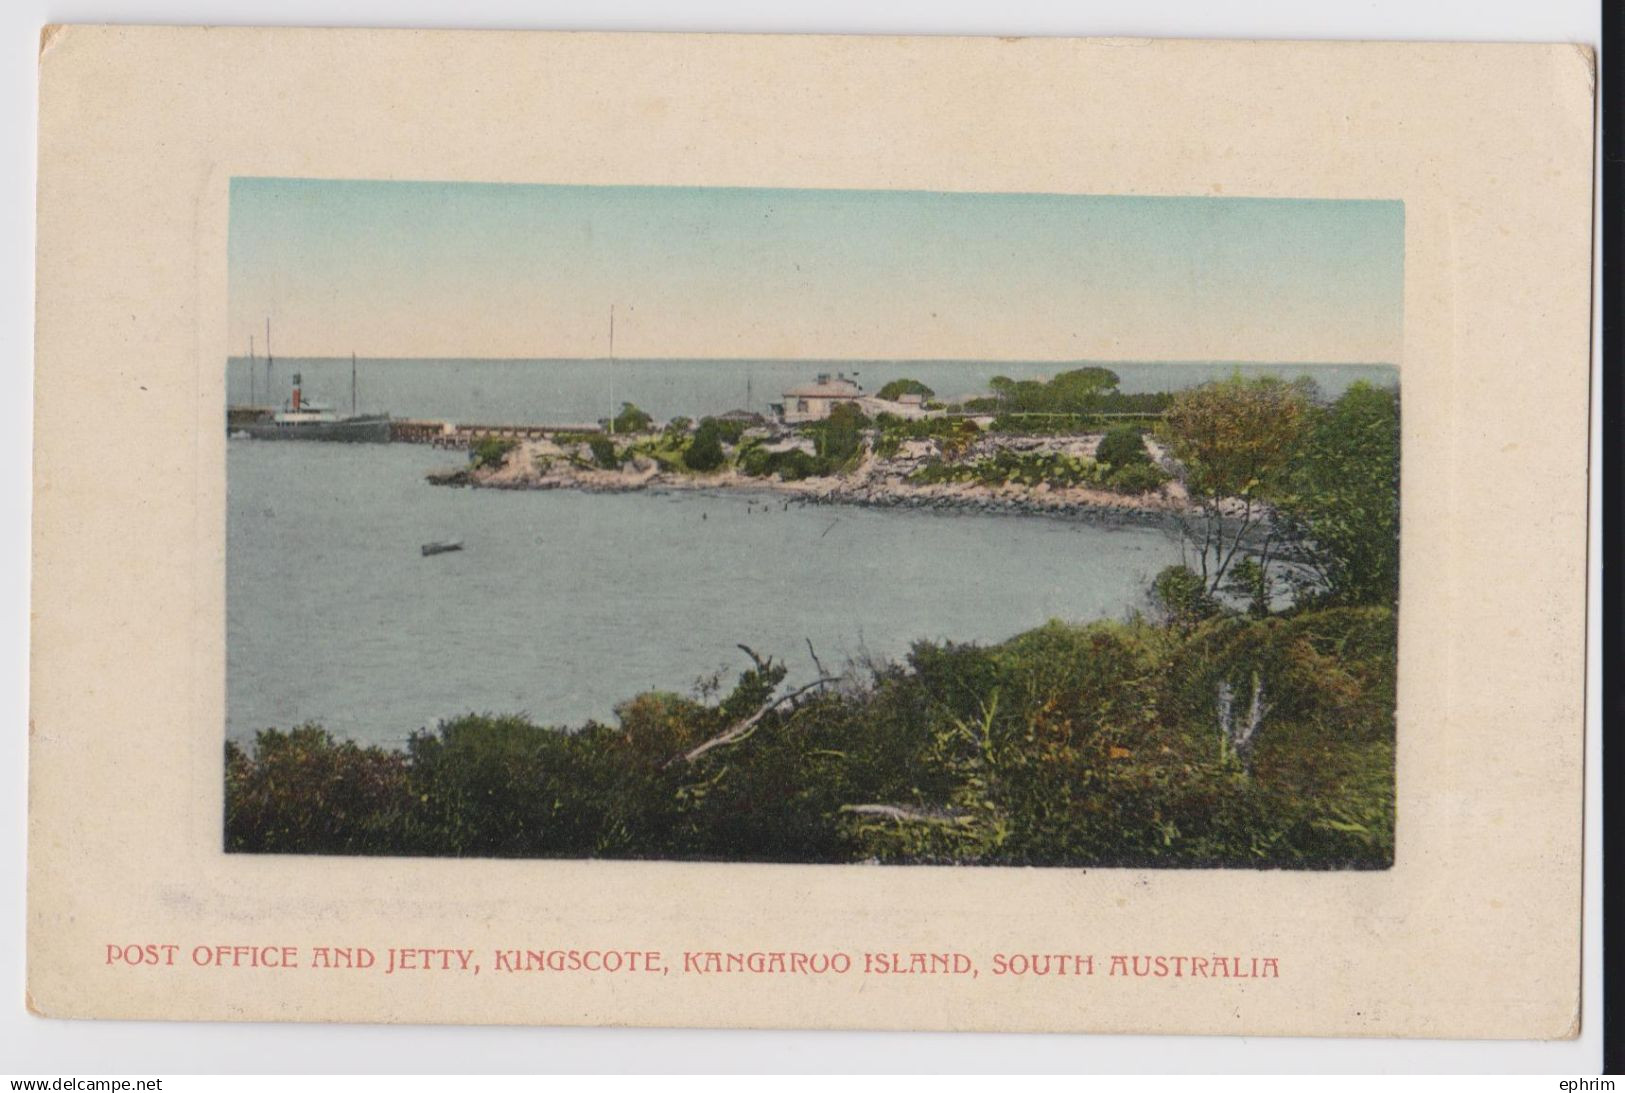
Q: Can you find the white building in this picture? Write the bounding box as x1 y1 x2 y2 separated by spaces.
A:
776 373 864 423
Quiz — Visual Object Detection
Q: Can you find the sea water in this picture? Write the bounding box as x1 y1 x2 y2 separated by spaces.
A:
227 441 1183 746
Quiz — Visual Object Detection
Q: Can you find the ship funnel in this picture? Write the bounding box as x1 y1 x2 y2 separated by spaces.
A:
291 372 302 411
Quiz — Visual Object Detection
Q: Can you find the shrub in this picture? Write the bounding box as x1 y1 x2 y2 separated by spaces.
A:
225 727 416 854
702 417 750 444
909 450 1103 489
877 378 935 401
808 402 869 466
684 421 726 472
772 450 827 481
1151 565 1217 629
610 403 654 434
470 437 517 470
737 445 829 480
406 714 604 857
1096 425 1150 469
588 436 620 469
1104 462 1169 495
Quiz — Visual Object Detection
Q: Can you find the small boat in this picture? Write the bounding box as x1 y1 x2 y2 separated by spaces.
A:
421 540 463 557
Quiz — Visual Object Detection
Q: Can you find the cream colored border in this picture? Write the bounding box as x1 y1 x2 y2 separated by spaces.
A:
30 27 1594 1037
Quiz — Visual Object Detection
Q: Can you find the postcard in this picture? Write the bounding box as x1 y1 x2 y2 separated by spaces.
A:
29 27 1594 1037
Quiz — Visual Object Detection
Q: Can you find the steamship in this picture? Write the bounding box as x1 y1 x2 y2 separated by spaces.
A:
230 342 391 443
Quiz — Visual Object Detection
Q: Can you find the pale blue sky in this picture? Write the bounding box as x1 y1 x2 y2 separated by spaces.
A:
228 179 1403 362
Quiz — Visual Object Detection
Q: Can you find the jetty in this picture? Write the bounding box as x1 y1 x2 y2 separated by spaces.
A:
387 420 605 449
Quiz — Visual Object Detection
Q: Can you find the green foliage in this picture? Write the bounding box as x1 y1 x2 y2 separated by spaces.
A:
470 437 518 470
622 426 709 472
1159 374 1310 504
969 372 1172 423
804 402 869 467
1103 461 1170 495
982 367 1122 414
1277 382 1401 607
874 415 983 459
684 420 726 472
905 446 1165 494
1154 375 1398 611
909 450 1103 489
225 727 415 854
1096 426 1150 469
610 402 654 434
738 445 831 481
1158 373 1314 598
1150 565 1217 630
1224 557 1271 618
701 416 750 444
225 607 1394 869
588 436 620 469
877 378 935 401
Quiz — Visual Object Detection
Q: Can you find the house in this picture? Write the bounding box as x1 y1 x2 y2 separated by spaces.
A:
776 373 864 424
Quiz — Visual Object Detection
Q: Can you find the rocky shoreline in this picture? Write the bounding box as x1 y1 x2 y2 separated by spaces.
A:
427 433 1195 530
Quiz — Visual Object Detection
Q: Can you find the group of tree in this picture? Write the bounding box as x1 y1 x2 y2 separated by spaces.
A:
607 402 653 434
1154 374 1400 619
876 378 935 402
958 367 1172 419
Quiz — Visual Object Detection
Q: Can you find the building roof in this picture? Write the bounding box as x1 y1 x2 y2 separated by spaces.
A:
783 382 863 399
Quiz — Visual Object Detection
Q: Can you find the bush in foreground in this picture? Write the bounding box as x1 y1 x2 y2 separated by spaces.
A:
226 608 1395 869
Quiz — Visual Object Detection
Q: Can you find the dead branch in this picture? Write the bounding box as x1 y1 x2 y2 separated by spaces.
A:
804 637 830 684
840 803 971 826
1216 672 1271 770
667 676 841 768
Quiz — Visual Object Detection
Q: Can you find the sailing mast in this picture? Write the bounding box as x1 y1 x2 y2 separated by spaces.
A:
265 317 274 404
351 352 358 416
608 304 616 434
248 334 256 405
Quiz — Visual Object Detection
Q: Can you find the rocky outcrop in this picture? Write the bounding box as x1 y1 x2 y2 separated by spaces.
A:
427 433 1194 529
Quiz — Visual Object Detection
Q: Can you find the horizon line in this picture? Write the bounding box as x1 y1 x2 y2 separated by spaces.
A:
222 354 1400 368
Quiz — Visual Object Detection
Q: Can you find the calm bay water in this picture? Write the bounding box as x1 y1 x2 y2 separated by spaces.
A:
226 356 1396 424
227 441 1184 746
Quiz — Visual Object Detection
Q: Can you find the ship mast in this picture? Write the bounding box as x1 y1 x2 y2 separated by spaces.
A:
351 351 358 416
265 317 273 405
248 334 256 405
608 304 616 434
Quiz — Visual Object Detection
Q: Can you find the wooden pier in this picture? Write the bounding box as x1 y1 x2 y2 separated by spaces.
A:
388 419 605 449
